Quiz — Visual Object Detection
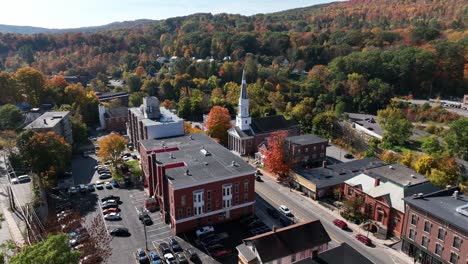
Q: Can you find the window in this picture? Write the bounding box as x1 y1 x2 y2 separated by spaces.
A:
409 229 416 241
244 193 249 202
186 208 191 217
215 200 220 208
206 202 211 212
424 221 431 233
435 244 442 256
244 180 249 192
313 146 316 151
449 252 458 264
234 183 239 194
207 191 211 200
437 228 445 241
422 236 429 248
411 214 418 226
181 195 186 206
234 196 239 205
453 237 461 249
194 205 204 216
177 209 183 219
348 187 354 196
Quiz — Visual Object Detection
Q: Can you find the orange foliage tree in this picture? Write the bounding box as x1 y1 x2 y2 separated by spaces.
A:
97 133 127 168
206 106 231 145
263 131 291 179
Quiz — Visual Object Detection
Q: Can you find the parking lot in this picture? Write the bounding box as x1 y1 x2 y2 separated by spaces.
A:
67 154 219 264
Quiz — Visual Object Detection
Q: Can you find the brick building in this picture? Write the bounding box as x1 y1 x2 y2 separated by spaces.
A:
463 94 468 110
228 71 300 155
98 104 128 133
96 91 130 106
24 111 73 144
342 164 439 238
139 133 256 234
402 187 468 264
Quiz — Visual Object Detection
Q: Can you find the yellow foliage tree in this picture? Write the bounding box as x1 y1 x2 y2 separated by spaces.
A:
414 155 435 176
97 134 127 168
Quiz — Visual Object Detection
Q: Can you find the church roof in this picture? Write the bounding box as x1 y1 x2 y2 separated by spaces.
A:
250 115 298 134
240 69 248 99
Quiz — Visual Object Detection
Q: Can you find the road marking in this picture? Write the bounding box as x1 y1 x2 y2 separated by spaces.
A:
148 230 171 238
146 226 171 233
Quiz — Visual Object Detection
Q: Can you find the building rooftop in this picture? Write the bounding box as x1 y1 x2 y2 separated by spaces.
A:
104 106 128 118
140 133 255 189
404 188 468 234
296 243 374 264
347 113 383 137
250 115 298 135
295 158 385 189
286 134 328 145
129 106 183 125
24 111 69 129
96 91 129 101
366 163 427 187
242 220 331 263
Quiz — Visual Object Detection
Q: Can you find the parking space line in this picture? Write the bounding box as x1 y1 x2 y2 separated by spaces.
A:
148 230 172 238
146 226 171 233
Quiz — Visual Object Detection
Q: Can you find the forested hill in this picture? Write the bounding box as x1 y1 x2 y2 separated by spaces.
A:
0 0 466 97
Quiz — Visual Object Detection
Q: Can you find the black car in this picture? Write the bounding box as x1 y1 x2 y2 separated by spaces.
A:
200 235 221 247
344 153 354 159
168 237 182 252
141 214 152 225
175 252 188 264
135 248 149 264
159 242 171 255
109 227 130 236
102 203 118 210
101 195 120 202
184 248 200 263
255 175 263 182
98 174 112 180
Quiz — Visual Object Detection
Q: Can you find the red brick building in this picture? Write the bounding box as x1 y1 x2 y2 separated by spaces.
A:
140 133 256 234
342 164 439 239
402 188 468 264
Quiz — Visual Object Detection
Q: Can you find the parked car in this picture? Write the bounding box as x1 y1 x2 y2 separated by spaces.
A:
278 205 293 217
110 179 119 188
266 208 280 219
105 181 113 189
135 248 149 264
69 233 90 246
149 251 162 264
104 213 121 221
69 186 79 194
101 203 118 210
98 174 112 180
79 184 87 193
102 208 119 215
95 181 104 190
168 237 182 252
158 242 171 255
355 234 372 246
184 248 200 262
195 226 214 237
175 252 188 264
332 219 348 230
87 184 95 192
102 195 120 202
255 175 263 182
141 214 152 225
79 255 103 264
61 220 81 233
163 253 176 264
344 153 354 159
16 175 30 184
68 227 87 238
109 227 130 237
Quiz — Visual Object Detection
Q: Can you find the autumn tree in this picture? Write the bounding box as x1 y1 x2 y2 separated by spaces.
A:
0 130 18 154
377 106 413 147
97 133 127 167
414 155 435 176
444 118 468 161
0 104 23 130
14 67 46 106
264 131 291 179
312 111 338 139
9 233 80 264
0 72 18 104
206 106 231 145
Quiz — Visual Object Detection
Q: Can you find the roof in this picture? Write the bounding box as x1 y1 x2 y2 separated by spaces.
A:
105 107 128 118
129 106 183 125
228 126 253 139
297 243 375 264
240 70 248 99
366 163 427 187
140 133 255 189
404 188 468 234
236 243 257 263
295 158 385 189
24 111 69 129
345 174 376 192
244 220 331 263
286 134 328 146
250 115 298 135
96 91 129 101
347 113 383 137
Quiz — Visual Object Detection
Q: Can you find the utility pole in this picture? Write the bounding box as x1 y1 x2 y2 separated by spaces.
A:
143 222 148 250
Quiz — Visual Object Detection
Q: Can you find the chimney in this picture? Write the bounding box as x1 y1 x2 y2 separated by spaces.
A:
446 185 452 190
43 119 47 125
453 191 459 199
322 160 327 168
374 177 380 187
272 226 277 233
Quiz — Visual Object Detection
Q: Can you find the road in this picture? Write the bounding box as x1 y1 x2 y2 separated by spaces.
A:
401 99 468 118
255 174 411 264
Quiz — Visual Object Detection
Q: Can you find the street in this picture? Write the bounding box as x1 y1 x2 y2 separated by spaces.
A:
254 173 411 264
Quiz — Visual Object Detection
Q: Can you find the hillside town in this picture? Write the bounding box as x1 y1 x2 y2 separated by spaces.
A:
0 0 466 264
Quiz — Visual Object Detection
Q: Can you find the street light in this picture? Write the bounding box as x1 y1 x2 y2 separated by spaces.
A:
143 221 148 250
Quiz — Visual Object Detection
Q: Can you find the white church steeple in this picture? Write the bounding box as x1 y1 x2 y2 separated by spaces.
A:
236 70 251 131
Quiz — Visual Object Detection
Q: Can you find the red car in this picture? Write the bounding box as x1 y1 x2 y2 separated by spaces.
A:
211 248 232 258
102 208 119 214
332 219 348 230
79 255 103 264
355 234 372 246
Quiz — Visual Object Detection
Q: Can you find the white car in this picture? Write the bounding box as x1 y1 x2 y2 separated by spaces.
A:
95 181 104 189
104 182 113 189
164 253 175 263
196 226 214 237
104 213 121 221
279 205 293 217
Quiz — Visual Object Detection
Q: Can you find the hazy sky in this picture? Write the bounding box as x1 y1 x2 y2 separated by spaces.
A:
1 0 338 28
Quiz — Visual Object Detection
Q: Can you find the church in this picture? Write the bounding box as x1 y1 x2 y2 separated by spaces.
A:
227 71 300 155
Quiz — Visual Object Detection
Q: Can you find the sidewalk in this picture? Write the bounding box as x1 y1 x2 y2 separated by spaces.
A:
254 165 414 264
2 206 25 247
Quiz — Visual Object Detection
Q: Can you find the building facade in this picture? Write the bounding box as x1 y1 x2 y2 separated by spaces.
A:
401 188 468 264
24 111 73 144
98 104 128 133
127 96 184 148
463 94 468 110
227 71 300 155
139 133 256 234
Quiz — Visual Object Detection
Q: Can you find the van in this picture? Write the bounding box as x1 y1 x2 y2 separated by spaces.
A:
17 175 30 183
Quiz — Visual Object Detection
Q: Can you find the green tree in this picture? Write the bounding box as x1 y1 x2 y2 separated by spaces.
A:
70 114 88 146
0 72 18 104
9 234 80 264
421 135 443 155
0 104 23 130
129 92 148 107
312 111 338 139
377 106 413 147
125 74 142 92
291 97 315 133
444 118 468 161
429 169 457 189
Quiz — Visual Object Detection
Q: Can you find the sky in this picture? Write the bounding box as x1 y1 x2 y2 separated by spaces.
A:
0 0 337 29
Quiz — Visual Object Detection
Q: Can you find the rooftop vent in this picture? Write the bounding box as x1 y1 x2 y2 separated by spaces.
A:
389 165 394 170
231 161 239 167
411 174 417 179
169 153 175 159
453 191 459 199
189 135 194 140
204 162 209 166
43 119 47 125
185 170 191 176
200 148 211 156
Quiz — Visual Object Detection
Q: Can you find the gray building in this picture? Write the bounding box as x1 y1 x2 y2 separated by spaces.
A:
24 111 73 144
